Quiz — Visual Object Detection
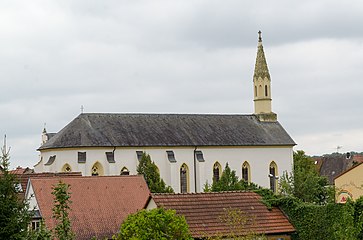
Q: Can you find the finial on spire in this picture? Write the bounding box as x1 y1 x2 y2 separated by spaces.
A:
42 123 47 133
258 30 262 42
81 105 84 114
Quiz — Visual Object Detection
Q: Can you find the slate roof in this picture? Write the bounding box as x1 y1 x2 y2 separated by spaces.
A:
316 153 363 184
28 175 150 240
151 191 295 238
39 113 295 150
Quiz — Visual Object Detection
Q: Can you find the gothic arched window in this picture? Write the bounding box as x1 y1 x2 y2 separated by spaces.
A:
213 162 222 183
269 162 278 193
242 161 250 183
91 162 104 176
120 167 130 175
61 164 72 173
180 164 189 193
265 85 268 97
259 85 262 97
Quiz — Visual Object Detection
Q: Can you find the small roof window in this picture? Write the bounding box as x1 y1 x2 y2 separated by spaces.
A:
136 151 143 161
45 155 56 165
106 152 115 163
78 152 86 163
195 151 205 162
166 151 176 163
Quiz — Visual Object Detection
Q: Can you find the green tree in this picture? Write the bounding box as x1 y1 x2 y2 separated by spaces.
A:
116 208 192 240
205 163 259 192
52 181 75 240
0 137 31 239
211 163 241 191
206 208 267 240
137 152 173 193
280 150 334 204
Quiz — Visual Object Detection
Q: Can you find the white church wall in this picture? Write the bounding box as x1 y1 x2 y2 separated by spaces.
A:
36 145 293 193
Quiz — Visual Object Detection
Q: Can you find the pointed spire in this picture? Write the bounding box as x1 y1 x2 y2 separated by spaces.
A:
253 31 270 80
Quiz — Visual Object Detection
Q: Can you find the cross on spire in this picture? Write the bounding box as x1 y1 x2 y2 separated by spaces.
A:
81 105 84 114
258 30 262 42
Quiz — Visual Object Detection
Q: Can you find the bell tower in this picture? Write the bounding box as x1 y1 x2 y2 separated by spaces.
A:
253 31 277 122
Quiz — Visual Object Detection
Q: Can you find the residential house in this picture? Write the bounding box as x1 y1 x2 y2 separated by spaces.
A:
146 191 295 239
335 162 363 203
25 175 150 240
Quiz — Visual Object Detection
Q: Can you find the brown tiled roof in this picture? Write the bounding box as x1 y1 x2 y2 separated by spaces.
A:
10 166 33 175
16 172 82 200
151 191 295 238
30 175 150 240
353 155 363 164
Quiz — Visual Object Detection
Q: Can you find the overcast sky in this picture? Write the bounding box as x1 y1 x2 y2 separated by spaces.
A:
1 0 363 169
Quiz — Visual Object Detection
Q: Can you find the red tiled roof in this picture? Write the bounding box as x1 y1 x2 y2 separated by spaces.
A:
353 155 363 164
30 175 150 240
10 166 33 175
16 172 82 200
151 191 295 238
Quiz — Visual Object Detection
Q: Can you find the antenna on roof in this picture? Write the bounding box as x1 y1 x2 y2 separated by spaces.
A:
336 145 343 153
81 105 84 114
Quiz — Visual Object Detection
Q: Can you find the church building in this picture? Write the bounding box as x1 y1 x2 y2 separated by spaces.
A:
34 32 295 193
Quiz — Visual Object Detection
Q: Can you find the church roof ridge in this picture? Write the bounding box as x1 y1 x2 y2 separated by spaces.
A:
38 113 295 150
78 112 257 117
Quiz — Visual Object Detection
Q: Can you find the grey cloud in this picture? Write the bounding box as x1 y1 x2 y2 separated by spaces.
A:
1 0 363 168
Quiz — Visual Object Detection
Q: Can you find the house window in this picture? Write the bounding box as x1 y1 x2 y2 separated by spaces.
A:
120 167 130 175
78 152 86 163
259 85 262 96
62 164 72 173
31 210 42 231
106 152 115 163
31 220 40 231
91 162 104 176
213 162 221 183
180 164 189 193
269 162 278 193
242 161 250 183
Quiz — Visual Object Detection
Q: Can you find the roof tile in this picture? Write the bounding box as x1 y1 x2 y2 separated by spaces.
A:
30 175 150 240
151 191 295 238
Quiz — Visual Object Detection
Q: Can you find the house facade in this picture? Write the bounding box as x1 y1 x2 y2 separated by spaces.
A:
34 33 295 193
335 163 363 203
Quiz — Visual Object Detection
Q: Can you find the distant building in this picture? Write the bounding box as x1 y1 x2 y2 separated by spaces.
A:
146 191 295 239
25 175 150 240
314 152 363 185
34 33 295 193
